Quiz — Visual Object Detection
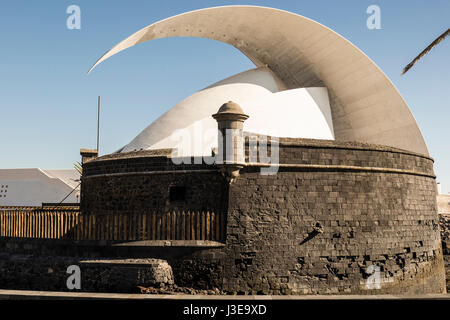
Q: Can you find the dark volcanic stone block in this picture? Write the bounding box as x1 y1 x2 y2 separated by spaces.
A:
9 138 443 294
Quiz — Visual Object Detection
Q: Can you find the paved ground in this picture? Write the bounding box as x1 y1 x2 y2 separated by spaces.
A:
0 289 449 300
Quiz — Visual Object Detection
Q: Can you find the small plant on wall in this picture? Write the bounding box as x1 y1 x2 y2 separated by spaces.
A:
74 161 82 176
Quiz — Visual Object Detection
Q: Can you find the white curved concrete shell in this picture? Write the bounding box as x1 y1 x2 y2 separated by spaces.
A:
121 67 334 155
89 5 428 155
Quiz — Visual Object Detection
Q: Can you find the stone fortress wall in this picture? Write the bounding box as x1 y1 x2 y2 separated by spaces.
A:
75 137 446 294
81 151 227 216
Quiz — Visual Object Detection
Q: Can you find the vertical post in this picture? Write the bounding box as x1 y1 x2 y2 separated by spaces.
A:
152 212 156 240
97 96 101 154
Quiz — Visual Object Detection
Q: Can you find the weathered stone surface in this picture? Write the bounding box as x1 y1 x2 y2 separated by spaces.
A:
81 156 227 215
224 166 445 294
440 214 450 243
2 138 445 295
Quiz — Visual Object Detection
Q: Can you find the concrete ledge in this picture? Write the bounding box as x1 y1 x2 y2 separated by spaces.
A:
82 169 219 180
0 289 449 300
112 240 225 247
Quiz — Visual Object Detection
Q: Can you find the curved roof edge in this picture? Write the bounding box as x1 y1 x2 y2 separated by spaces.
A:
88 5 429 155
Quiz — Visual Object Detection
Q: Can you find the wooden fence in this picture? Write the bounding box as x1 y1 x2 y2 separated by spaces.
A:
0 208 225 242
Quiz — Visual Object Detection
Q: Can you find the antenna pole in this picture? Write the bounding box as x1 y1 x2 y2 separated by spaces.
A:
97 96 100 154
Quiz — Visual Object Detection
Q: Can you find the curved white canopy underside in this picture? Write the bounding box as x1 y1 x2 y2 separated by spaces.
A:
122 67 334 154
90 5 428 155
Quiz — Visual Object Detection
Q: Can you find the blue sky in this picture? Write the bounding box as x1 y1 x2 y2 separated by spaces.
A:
0 0 449 193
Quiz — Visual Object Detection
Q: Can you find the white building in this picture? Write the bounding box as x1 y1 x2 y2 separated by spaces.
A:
0 169 80 206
